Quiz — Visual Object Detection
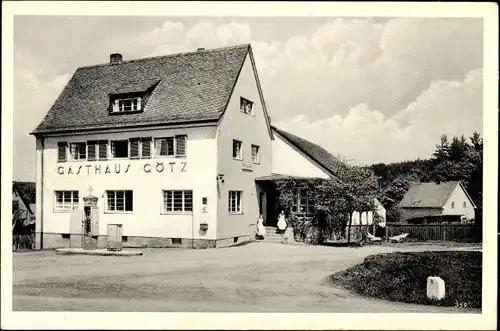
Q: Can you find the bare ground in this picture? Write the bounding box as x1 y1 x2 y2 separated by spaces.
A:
12 241 481 312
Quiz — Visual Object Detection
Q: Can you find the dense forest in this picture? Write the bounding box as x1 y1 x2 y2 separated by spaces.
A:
366 132 483 224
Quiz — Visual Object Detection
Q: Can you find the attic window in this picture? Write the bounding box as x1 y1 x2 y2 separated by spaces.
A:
240 97 254 116
112 97 142 113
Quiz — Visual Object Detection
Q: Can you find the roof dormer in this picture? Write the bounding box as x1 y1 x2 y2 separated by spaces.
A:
108 78 162 115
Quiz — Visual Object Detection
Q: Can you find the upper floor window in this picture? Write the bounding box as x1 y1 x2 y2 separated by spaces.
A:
112 97 142 113
70 142 86 160
155 135 187 157
111 140 129 158
233 139 243 160
251 144 260 164
87 140 109 160
291 187 314 215
57 142 68 162
240 97 254 116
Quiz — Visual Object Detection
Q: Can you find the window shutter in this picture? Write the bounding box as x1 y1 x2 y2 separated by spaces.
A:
98 140 108 160
57 142 67 162
130 138 140 158
176 135 187 156
87 141 97 160
141 137 151 158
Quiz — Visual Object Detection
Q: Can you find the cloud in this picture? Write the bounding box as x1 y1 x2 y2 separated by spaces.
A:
13 49 71 181
274 69 483 165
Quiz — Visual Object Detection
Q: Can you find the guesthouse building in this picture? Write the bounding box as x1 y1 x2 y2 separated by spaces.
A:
31 44 346 249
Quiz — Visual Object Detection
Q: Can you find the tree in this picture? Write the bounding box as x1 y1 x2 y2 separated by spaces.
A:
432 134 451 163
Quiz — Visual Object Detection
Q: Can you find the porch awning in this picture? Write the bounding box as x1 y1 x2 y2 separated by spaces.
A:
255 174 322 182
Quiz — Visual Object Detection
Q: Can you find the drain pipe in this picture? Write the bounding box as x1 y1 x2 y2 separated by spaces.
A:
191 212 195 249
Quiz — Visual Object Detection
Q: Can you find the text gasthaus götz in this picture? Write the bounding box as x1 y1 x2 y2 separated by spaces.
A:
56 161 187 175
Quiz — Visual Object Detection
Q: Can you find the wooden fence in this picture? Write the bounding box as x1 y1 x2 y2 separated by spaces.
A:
12 233 36 251
385 223 482 243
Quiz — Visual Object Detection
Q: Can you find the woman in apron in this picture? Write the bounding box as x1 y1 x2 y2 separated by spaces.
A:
256 214 266 240
277 210 287 243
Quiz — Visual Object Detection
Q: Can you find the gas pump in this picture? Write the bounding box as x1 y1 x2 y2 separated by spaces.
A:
82 193 99 250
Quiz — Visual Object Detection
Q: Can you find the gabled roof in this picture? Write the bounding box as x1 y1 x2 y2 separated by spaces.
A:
13 181 36 214
398 181 474 208
31 44 252 135
271 126 346 178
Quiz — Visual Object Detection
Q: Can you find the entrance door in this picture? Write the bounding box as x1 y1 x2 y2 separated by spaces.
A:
258 191 266 218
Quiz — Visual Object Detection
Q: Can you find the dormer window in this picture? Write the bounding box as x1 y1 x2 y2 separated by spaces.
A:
112 97 142 113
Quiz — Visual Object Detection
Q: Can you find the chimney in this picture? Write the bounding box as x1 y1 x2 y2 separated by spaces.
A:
110 53 123 64
197 48 205 51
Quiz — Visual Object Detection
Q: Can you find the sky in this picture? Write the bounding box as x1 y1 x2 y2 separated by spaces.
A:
13 16 483 181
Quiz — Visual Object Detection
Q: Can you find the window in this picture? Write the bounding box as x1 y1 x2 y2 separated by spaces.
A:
155 135 187 157
240 97 254 116
55 191 79 211
251 145 260 163
112 97 142 113
141 137 152 158
451 201 455 209
163 190 193 213
233 140 242 160
111 140 129 158
87 141 97 160
106 190 133 212
463 201 467 208
98 140 108 160
70 142 86 160
57 142 67 162
129 138 140 159
228 191 242 214
291 187 314 214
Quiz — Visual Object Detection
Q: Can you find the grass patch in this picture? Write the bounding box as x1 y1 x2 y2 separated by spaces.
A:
329 251 482 309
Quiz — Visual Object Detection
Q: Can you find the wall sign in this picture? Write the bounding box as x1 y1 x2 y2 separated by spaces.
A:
242 161 253 172
57 161 187 175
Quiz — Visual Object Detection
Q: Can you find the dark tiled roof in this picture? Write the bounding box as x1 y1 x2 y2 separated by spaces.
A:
13 181 36 213
398 181 461 208
32 44 250 135
271 126 346 178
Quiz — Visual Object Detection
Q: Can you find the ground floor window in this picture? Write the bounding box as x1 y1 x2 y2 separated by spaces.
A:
54 190 79 211
228 190 243 214
106 190 133 212
291 187 314 214
162 190 193 213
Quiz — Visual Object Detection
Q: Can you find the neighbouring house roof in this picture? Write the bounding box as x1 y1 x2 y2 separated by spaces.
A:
398 181 474 209
255 174 323 181
13 181 36 214
271 126 346 178
31 44 254 135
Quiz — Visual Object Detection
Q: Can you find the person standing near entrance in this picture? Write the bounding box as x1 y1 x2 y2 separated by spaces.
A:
277 210 287 243
256 214 266 240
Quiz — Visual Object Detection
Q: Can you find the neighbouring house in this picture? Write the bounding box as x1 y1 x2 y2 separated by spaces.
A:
397 181 476 223
351 198 387 227
12 181 36 233
30 44 350 250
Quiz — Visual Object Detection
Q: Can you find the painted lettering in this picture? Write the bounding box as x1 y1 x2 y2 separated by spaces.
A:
115 164 121 174
105 165 111 174
95 165 101 174
169 162 175 172
144 163 151 173
156 162 164 172
86 165 92 175
181 162 187 172
76 165 82 175
125 164 130 173
57 166 64 175
68 167 73 175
